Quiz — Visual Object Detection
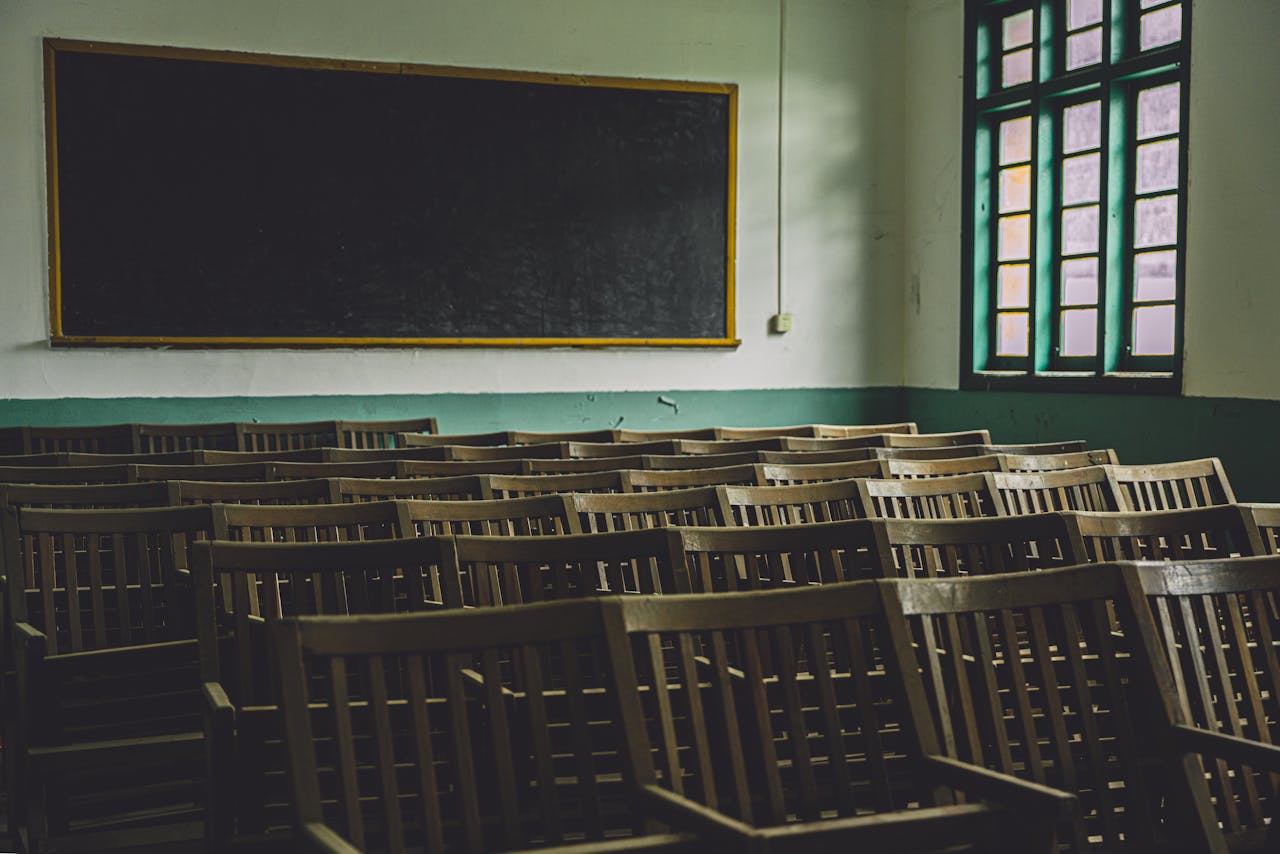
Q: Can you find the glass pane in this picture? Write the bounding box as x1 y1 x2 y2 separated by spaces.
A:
1003 9 1034 49
1063 101 1102 154
1062 153 1100 205
1140 4 1182 50
1003 48 1034 87
1061 309 1098 357
1134 250 1177 301
998 312 1030 357
1061 257 1099 305
999 264 1031 308
1062 205 1100 255
1137 83 1180 139
1134 194 1178 248
1140 0 1172 7
1000 116 1033 164
1133 304 1176 355
998 214 1032 260
1068 0 1104 29
1000 165 1032 212
1066 28 1103 70
1136 138 1179 194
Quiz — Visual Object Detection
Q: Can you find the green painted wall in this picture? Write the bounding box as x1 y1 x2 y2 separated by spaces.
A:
903 388 1280 502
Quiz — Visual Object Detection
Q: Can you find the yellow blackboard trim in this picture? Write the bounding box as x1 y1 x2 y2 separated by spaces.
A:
51 336 743 350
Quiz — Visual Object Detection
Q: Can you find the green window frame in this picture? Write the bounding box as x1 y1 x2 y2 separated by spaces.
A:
962 0 1190 393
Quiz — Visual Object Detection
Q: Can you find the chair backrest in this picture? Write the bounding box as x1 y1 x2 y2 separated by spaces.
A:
1133 556 1280 844
1244 503 1280 554
671 437 786 454
877 514 1088 580
443 442 567 461
333 475 492 502
857 474 997 519
712 424 818 439
450 528 687 605
134 462 271 482
320 446 449 462
571 486 728 532
1106 459 1236 510
881 429 992 448
400 459 527 476
397 430 513 447
880 564 1220 852
237 421 338 452
642 451 761 469
272 599 651 852
334 417 437 449
4 504 220 654
267 460 400 481
869 446 990 460
199 448 325 463
510 429 616 444
25 424 137 454
614 427 716 441
998 449 1119 472
718 479 865 527
983 440 1089 455
64 450 201 465
675 519 893 591
0 464 132 485
0 481 174 510
884 455 1003 479
811 420 919 437
0 452 66 467
524 455 646 474
1069 507 1265 562
218 501 409 544
567 439 679 457
485 471 624 499
990 467 1120 515
755 458 888 486
401 494 581 537
170 478 339 506
135 422 239 452
756 447 876 464
621 464 761 492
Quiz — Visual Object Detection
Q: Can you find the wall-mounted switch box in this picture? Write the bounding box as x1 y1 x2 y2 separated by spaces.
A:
770 313 793 334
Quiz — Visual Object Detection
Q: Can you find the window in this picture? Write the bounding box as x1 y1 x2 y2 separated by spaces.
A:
962 0 1190 392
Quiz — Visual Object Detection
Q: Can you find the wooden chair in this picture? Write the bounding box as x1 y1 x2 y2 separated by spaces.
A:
755 458 888 485
1133 556 1280 851
511 429 616 444
779 436 914 452
614 427 716 441
0 464 133 485
486 471 625 499
882 430 993 448
396 430 513 447
712 424 819 439
857 474 998 519
170 478 340 506
568 439 679 457
443 442 568 461
756 447 876 465
811 420 919 437
571 487 728 533
334 417 437 449
6 505 221 854
219 501 410 545
879 563 1235 853
1069 506 1265 562
320 446 450 462
333 475 493 502
525 455 647 474
134 422 239 453
675 519 894 591
198 447 326 463
989 467 1120 515
718 479 864 526
0 481 175 511
194 538 455 850
1244 504 1280 554
610 584 1065 853
621 464 761 492
25 424 137 454
236 421 338 452
877 514 1088 580
642 451 761 469
671 437 786 454
998 450 1119 472
271 601 698 853
885 455 1003 479
133 461 271 482
450 528 689 605
1106 459 1236 511
401 494 582 537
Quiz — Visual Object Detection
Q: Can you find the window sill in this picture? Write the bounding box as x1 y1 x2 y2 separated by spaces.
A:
961 371 1179 395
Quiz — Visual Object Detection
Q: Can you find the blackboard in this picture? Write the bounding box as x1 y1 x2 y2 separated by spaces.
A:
44 40 737 347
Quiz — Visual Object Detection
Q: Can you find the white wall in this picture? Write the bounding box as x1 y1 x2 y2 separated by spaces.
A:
903 0 1280 402
0 0 906 400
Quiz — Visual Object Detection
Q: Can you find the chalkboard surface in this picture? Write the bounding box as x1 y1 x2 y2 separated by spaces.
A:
45 40 737 347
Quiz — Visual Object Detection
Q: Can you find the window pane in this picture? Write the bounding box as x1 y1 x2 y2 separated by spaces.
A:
1136 138 1179 194
999 165 1032 212
1137 83 1180 139
1140 4 1182 50
1062 205 1100 255
1000 116 1033 164
1003 10 1034 49
998 312 1030 357
1061 308 1098 356
1003 48 1034 87
1062 153 1101 205
1134 250 1177 301
1134 194 1178 248
998 214 1031 260
1066 28 1103 70
999 264 1031 308
1063 101 1102 154
1061 257 1099 305
1140 0 1172 7
1068 0 1104 30
1132 304 1176 355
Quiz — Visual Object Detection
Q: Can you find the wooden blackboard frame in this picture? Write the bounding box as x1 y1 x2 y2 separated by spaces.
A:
43 38 739 349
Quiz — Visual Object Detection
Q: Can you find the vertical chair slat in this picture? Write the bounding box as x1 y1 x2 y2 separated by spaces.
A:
404 653 446 854
367 654 406 854
328 655 365 849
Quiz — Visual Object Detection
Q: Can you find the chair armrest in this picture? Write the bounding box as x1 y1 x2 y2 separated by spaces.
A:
923 755 1077 820
301 821 362 853
637 784 760 850
14 620 47 648
203 681 237 849
1173 724 1280 773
